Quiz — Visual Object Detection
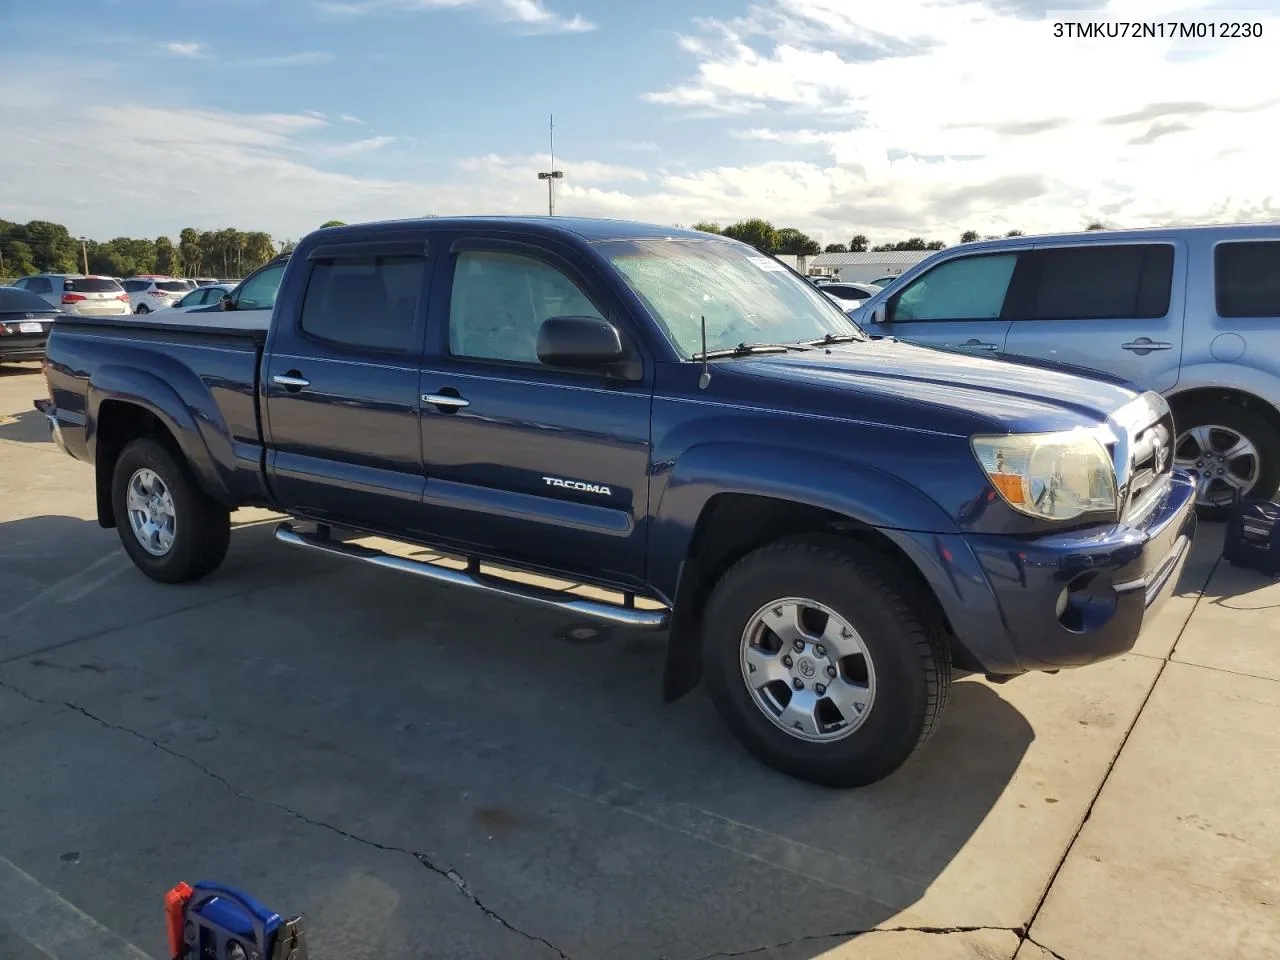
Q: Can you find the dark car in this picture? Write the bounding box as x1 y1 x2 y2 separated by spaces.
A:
35 218 1196 787
0 286 61 365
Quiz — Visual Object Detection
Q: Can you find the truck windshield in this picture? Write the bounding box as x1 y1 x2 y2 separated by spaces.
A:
598 239 865 358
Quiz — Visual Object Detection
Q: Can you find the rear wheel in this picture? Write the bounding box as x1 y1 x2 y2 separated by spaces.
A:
111 437 230 583
1174 399 1280 519
701 537 951 787
135 304 150 315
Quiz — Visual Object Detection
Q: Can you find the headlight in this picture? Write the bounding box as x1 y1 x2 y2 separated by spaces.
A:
972 430 1118 521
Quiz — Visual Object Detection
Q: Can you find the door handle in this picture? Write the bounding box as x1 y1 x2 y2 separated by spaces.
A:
1121 338 1173 353
272 371 310 391
422 393 470 409
961 339 999 351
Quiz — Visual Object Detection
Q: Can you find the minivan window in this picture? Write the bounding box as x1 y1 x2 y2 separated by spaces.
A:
1028 244 1173 320
1216 241 1280 318
890 253 1018 322
65 277 124 293
300 255 424 352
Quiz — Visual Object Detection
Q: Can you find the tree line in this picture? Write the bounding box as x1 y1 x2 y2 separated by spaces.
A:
690 219 1109 255
0 219 306 280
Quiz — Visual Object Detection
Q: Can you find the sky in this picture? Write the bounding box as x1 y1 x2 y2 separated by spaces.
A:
2 0 1280 246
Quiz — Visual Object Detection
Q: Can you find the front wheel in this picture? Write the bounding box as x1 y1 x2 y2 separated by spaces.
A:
701 537 951 787
111 437 231 583
1174 400 1280 520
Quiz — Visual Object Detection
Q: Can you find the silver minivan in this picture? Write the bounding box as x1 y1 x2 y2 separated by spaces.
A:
848 223 1280 515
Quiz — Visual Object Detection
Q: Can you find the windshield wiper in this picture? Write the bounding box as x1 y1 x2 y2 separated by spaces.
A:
800 333 862 347
692 341 811 360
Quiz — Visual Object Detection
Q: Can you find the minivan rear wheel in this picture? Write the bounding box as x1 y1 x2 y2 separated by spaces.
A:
1174 399 1280 519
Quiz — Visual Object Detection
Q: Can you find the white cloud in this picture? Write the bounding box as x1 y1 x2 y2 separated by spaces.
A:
163 42 208 58
324 135 397 156
456 153 649 183
316 0 595 33
641 0 1280 236
305 109 329 119
340 114 365 124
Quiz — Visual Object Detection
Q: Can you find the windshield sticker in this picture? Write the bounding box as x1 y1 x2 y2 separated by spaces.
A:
746 256 787 273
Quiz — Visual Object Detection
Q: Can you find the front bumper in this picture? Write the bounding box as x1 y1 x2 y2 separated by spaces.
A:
970 471 1197 672
888 470 1198 675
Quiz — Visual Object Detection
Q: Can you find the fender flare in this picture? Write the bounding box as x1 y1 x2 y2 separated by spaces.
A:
87 364 235 505
650 442 961 702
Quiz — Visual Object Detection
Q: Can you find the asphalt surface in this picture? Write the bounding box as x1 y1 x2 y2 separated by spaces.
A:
1 359 1275 960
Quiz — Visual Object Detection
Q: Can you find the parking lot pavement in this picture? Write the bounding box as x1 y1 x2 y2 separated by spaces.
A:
1 360 1276 959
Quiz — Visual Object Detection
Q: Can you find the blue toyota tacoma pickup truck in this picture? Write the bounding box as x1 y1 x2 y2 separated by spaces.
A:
36 217 1197 786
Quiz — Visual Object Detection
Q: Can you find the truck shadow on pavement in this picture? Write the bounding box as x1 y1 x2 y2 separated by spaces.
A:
0 408 50 444
3 509 1228 959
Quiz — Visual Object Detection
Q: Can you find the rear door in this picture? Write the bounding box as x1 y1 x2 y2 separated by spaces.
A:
262 236 433 531
877 251 1020 356
1001 240 1184 391
414 233 653 585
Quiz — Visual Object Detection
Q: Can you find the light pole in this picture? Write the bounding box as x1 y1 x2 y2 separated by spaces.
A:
79 237 89 275
537 170 563 216
536 113 563 215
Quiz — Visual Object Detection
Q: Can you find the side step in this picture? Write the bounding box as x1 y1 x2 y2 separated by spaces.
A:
275 522 669 630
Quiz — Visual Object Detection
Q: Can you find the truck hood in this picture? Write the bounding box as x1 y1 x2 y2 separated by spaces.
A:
727 338 1140 435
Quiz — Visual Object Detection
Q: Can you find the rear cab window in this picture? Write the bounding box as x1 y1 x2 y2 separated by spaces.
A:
299 255 426 353
1215 241 1280 318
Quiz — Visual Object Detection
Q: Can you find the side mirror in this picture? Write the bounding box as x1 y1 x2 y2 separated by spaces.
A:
870 302 887 324
537 315 634 376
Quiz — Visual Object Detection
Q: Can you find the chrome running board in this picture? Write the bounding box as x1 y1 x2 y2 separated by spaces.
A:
275 522 669 630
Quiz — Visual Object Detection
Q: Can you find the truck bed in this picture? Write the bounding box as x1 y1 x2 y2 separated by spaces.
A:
54 310 271 339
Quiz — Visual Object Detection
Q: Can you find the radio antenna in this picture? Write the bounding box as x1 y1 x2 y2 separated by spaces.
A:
698 315 711 389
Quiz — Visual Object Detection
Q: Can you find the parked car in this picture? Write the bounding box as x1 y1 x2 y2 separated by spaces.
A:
847 224 1280 516
0 286 61 364
193 278 221 287
184 256 290 319
36 217 1196 787
821 281 882 311
868 275 902 287
121 277 191 314
11 274 131 316
158 283 235 314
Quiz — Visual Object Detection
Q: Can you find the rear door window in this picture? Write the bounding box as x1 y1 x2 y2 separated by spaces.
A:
1025 244 1173 320
300 255 426 353
155 280 189 293
123 280 148 293
27 277 53 295
1215 241 1280 318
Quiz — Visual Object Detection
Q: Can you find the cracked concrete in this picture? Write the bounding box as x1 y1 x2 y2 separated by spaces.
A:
3 362 1278 960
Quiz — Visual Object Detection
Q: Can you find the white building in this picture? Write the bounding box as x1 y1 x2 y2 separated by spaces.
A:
807 250 934 283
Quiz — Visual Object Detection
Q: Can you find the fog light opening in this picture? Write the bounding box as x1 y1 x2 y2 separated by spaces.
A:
1057 571 1119 634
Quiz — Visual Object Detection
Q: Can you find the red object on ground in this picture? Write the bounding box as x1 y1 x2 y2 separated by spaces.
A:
164 882 194 959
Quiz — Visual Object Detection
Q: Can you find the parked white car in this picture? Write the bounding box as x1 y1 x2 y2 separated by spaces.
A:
11 274 131 316
156 283 235 314
121 276 191 314
821 281 882 311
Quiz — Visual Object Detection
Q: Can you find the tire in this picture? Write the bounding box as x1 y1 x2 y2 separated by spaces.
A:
701 536 951 787
111 436 231 583
1174 399 1280 521
135 304 149 315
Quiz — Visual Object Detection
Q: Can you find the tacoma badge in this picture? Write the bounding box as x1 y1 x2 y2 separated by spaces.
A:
543 476 612 496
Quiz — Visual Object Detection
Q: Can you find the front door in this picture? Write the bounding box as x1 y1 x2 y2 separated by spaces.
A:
877 251 1018 356
416 235 653 586
1000 240 1185 392
263 238 432 532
